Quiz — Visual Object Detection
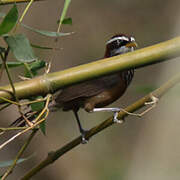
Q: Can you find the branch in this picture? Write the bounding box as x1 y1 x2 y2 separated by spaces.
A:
1 129 38 180
0 36 180 104
20 71 180 180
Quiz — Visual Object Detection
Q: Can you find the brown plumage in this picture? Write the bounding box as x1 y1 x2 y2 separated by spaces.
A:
54 74 126 112
54 34 136 113
11 34 137 142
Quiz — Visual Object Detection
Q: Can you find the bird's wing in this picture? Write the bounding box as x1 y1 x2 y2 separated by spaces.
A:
55 74 121 103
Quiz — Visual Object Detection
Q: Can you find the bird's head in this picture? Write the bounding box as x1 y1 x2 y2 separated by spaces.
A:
104 34 137 58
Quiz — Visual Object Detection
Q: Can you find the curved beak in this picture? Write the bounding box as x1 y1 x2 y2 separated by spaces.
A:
125 41 138 48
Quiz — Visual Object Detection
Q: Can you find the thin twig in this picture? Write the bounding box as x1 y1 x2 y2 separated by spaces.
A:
0 94 49 106
0 94 51 150
0 126 27 132
1 128 38 180
0 0 44 5
23 63 34 78
0 48 26 123
0 103 11 111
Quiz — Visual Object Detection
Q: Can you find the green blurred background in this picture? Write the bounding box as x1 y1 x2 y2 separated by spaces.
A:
1 0 180 179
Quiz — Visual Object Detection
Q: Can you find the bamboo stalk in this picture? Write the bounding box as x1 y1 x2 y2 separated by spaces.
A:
0 37 180 104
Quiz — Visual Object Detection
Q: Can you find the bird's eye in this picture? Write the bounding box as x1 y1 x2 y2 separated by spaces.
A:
130 37 135 42
115 40 120 46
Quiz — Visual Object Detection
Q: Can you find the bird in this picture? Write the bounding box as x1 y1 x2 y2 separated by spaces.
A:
51 34 137 143
11 34 137 143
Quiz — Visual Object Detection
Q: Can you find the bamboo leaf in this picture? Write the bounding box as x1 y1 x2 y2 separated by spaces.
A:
24 60 46 77
29 60 46 72
39 121 46 135
0 61 23 68
30 96 46 135
0 154 34 168
59 0 71 25
0 4 18 36
62 17 72 25
31 43 54 50
4 34 37 62
22 24 72 37
30 96 45 112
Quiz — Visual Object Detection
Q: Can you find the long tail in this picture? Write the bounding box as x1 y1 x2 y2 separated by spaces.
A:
9 111 40 127
9 99 60 127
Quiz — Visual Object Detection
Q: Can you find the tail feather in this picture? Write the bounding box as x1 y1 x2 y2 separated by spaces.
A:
10 111 38 127
10 99 61 127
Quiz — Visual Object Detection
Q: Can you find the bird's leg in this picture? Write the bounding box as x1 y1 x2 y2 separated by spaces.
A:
92 108 125 123
73 110 88 144
92 95 159 122
92 107 144 123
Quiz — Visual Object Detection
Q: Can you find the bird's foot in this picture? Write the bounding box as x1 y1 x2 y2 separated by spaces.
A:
80 129 89 144
145 94 159 106
113 111 124 124
138 94 159 116
92 108 125 123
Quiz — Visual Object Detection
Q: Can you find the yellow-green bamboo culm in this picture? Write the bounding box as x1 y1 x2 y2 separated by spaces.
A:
0 36 180 104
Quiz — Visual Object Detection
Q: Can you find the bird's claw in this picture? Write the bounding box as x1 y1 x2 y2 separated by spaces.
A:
145 94 159 105
80 130 89 144
92 108 125 123
81 136 88 144
113 111 124 124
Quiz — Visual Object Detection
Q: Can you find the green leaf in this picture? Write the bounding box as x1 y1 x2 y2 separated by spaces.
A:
39 120 46 135
62 17 72 25
30 96 45 111
29 96 46 135
22 24 72 37
29 60 46 72
31 101 45 111
59 0 71 25
0 4 18 36
0 61 23 68
29 60 46 76
0 154 34 168
24 60 46 77
4 34 37 62
31 43 54 50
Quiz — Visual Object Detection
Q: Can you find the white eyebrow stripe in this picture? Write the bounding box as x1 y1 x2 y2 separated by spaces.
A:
106 36 129 45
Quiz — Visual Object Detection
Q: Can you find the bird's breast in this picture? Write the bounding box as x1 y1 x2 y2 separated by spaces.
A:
84 74 127 111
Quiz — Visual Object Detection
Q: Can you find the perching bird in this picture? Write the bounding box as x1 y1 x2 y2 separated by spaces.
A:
52 34 137 142
11 34 137 143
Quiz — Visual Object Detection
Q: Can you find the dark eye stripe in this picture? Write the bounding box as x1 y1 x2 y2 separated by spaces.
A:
109 40 127 49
